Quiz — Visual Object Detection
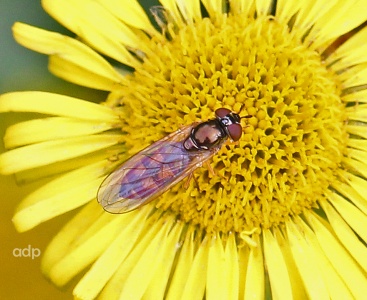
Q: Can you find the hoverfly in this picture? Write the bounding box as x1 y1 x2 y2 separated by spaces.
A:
97 108 246 214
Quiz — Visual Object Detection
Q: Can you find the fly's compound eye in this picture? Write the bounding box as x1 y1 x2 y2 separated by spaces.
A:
215 107 231 118
227 123 242 141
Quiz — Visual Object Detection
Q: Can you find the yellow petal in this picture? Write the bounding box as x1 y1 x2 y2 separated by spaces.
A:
166 229 195 299
347 138 367 151
42 0 141 67
15 146 123 184
0 91 118 121
97 0 157 34
311 0 367 49
41 201 104 275
12 160 109 232
244 239 265 300
49 214 129 287
144 222 184 299
4 117 116 149
341 66 367 88
342 172 367 214
99 214 164 299
343 157 367 179
73 206 150 300
331 179 367 216
175 0 202 22
276 0 302 24
181 236 209 300
201 0 224 17
13 177 100 232
255 0 274 16
76 0 150 52
159 0 185 24
228 0 254 15
206 234 228 300
237 246 250 300
347 124 367 139
223 234 239 300
293 0 338 35
118 215 176 299
327 190 367 244
330 26 367 68
263 229 292 300
15 160 108 211
49 55 129 91
306 212 367 299
337 63 364 84
0 134 120 174
12 22 126 88
273 228 308 299
300 213 354 300
286 219 329 300
321 199 367 272
347 104 367 123
342 89 367 103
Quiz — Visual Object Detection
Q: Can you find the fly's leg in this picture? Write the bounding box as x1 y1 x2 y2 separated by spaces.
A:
205 161 216 176
184 172 196 189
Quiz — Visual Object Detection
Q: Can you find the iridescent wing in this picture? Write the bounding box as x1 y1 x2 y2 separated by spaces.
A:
97 125 221 213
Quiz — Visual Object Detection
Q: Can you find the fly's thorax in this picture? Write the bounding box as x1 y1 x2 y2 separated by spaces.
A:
183 120 227 151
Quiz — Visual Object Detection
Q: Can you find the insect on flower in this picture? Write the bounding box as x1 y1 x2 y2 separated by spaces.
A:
98 108 247 213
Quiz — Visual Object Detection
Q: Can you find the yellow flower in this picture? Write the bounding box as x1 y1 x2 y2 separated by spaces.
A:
1 0 367 299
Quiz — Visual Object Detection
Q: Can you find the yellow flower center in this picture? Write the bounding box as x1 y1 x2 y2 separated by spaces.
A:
114 13 347 236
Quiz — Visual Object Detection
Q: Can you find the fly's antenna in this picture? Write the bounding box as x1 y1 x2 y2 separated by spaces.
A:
240 115 252 131
236 104 253 119
237 106 252 131
237 105 252 120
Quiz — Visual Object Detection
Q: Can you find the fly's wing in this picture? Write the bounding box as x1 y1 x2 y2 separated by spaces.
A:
97 125 219 214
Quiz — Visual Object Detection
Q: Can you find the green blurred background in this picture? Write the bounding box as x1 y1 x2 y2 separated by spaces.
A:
0 1 156 299
0 1 99 299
